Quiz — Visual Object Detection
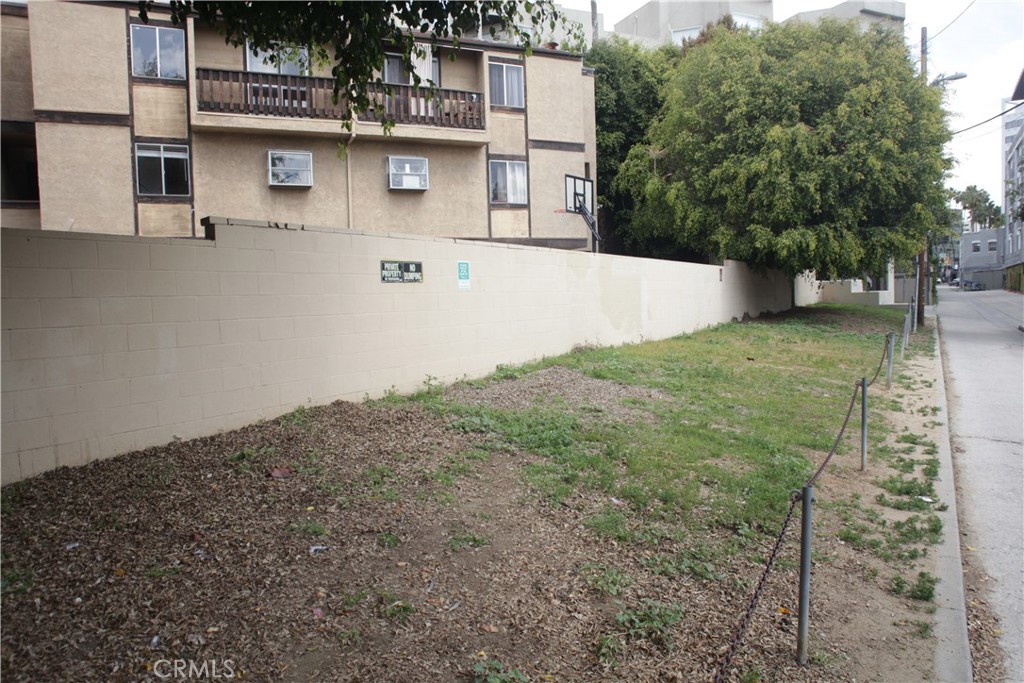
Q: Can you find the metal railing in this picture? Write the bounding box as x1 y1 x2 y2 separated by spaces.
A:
713 331 899 681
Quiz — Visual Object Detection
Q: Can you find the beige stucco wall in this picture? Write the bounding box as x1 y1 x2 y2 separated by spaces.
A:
192 23 243 71
439 47 483 93
528 148 588 240
35 123 135 234
490 209 530 238
28 1 129 114
1 11 34 121
526 56 586 144
489 112 526 155
351 140 488 238
137 203 192 237
1 223 794 483
192 132 349 228
133 85 188 139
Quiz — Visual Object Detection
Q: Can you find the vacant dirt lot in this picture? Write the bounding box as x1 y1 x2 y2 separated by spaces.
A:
0 312 1004 682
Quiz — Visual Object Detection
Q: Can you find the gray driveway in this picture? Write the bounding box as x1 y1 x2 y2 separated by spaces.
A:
937 287 1024 682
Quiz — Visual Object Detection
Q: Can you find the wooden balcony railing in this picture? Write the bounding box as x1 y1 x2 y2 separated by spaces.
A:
195 69 484 130
361 82 485 130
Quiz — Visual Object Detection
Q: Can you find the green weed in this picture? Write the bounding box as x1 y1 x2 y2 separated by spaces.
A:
581 563 633 596
289 518 327 537
448 531 490 551
615 600 685 651
472 658 529 683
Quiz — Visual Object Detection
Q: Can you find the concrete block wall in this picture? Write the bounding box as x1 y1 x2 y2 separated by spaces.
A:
1 220 793 483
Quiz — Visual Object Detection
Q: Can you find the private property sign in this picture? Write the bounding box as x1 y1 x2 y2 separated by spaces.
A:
380 261 423 283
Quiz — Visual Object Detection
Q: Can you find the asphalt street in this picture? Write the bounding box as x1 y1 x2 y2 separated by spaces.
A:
937 287 1024 682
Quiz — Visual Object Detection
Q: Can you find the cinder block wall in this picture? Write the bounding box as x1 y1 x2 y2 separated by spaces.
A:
1 220 793 483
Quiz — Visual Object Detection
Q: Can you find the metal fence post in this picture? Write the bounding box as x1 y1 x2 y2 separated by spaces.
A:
797 485 814 666
911 295 918 334
860 378 868 471
886 333 895 389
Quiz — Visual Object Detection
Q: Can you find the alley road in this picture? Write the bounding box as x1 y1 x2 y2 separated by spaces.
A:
937 287 1023 682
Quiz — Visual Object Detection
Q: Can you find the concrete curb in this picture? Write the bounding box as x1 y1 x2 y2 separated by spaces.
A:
932 312 974 683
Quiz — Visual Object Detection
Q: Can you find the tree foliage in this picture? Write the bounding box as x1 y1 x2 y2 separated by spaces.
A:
142 1 578 129
955 185 1005 230
617 20 952 278
584 37 676 254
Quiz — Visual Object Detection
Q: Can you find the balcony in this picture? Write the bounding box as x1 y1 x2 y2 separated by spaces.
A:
195 69 484 130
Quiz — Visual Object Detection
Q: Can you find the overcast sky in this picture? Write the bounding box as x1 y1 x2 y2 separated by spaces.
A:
563 0 1024 205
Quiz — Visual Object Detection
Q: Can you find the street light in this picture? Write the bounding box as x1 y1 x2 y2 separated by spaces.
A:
931 72 967 86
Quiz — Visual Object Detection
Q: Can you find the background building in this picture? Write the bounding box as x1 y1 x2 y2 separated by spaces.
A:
612 1 772 48
0 1 599 251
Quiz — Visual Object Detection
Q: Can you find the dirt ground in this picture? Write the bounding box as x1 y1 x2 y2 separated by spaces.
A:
0 321 1007 682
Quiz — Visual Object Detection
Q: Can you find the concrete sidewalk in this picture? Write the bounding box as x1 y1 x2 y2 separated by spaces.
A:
926 308 975 683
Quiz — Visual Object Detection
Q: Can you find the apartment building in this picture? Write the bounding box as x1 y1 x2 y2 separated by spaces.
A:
612 1 772 48
0 1 598 251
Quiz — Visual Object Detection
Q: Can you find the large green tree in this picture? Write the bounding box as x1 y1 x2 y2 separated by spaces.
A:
143 1 577 129
584 36 676 254
617 19 952 278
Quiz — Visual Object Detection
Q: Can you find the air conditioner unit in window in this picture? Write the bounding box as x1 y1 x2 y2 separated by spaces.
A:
387 155 429 191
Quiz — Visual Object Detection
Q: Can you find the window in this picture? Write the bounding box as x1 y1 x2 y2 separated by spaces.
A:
268 151 313 187
671 26 702 44
489 160 528 205
136 144 190 196
247 42 309 75
489 62 524 108
987 240 997 252
388 156 429 190
131 25 185 80
971 241 981 253
733 13 765 30
383 52 440 86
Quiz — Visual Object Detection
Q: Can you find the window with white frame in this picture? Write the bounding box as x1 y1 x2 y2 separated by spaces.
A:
384 52 440 86
489 62 524 108
987 240 997 252
489 160 528 204
131 25 185 79
733 13 765 30
671 26 702 45
388 156 429 190
247 42 309 75
268 151 313 187
971 241 981 253
136 144 189 196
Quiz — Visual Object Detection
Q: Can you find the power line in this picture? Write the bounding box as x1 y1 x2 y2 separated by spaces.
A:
928 0 977 44
952 100 1024 136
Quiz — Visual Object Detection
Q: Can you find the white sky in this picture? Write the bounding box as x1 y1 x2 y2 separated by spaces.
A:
561 0 1024 204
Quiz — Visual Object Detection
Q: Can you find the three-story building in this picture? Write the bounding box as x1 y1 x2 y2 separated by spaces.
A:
0 1 598 250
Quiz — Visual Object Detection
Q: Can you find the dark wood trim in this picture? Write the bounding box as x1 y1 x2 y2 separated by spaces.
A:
488 55 524 66
489 204 529 211
130 76 189 88
485 143 493 239
522 60 531 237
136 195 193 205
489 104 525 114
488 153 528 162
529 139 586 153
133 136 190 146
34 111 131 126
127 16 180 28
0 3 28 17
1 120 35 135
126 9 139 235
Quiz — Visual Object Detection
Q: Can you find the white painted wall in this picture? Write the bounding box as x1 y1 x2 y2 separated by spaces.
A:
1 220 794 482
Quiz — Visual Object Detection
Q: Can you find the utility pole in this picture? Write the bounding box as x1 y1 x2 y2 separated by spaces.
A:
916 27 928 327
